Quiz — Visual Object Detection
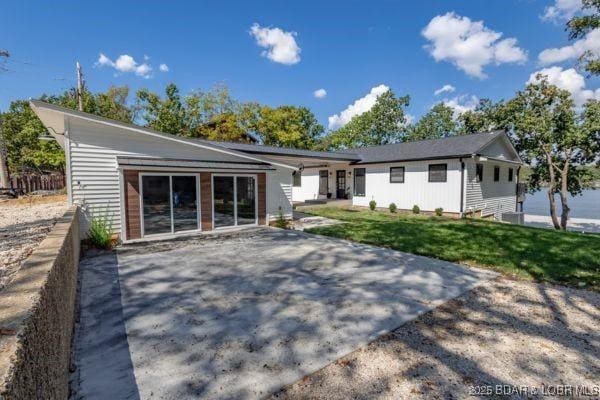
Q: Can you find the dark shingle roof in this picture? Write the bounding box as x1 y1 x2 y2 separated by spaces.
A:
347 130 507 164
204 140 362 161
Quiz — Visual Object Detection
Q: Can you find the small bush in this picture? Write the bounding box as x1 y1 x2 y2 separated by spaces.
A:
275 208 290 229
435 207 444 216
412 204 420 214
369 200 377 211
88 210 113 249
389 203 397 213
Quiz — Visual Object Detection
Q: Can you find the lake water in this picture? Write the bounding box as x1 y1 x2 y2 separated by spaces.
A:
524 189 600 219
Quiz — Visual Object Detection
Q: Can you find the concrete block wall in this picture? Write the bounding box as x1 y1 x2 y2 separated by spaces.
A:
0 206 80 400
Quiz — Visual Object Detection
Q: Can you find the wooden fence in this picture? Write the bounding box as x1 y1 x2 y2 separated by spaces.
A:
7 174 66 194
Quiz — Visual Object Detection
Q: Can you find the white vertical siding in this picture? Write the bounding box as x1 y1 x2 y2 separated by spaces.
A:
291 163 352 202
267 168 293 220
465 160 517 219
351 159 463 213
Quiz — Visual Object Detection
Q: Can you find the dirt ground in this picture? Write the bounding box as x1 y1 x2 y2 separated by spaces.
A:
0 194 68 290
272 278 600 399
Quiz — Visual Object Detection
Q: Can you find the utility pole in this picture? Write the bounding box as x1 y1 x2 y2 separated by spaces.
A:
76 62 84 111
0 50 10 188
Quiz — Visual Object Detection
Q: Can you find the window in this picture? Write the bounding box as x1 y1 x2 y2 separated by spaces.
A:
390 167 405 183
494 166 500 182
354 168 366 196
476 163 483 182
292 171 301 187
508 168 514 182
428 164 447 182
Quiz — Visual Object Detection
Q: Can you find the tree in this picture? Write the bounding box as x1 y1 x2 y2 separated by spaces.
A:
255 106 324 149
505 76 598 230
566 0 600 75
325 89 410 149
406 103 457 141
458 99 506 134
0 101 65 173
136 83 186 135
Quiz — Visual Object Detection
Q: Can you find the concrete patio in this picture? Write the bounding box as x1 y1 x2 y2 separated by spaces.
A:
70 228 496 399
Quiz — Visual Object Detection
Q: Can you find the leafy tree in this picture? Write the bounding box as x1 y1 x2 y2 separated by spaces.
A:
325 89 410 149
505 76 598 230
0 101 64 173
256 105 324 149
136 83 186 135
406 103 457 141
566 0 600 75
458 99 506 134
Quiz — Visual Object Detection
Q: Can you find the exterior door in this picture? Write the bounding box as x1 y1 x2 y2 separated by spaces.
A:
318 170 328 196
213 175 257 228
336 170 346 199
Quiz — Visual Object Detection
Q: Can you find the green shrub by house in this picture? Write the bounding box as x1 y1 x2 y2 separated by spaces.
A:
435 207 443 216
369 200 377 211
412 205 420 214
88 210 113 249
275 208 290 229
389 203 397 213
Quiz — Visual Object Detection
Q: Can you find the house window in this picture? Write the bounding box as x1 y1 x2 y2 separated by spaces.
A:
494 166 500 182
508 168 514 182
428 164 447 182
390 167 405 183
476 163 483 182
292 171 301 187
354 168 366 196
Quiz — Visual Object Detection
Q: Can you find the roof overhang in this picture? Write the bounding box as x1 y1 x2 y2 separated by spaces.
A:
117 156 275 171
29 100 298 171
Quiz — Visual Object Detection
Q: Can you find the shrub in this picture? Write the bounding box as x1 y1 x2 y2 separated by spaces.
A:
369 200 377 211
88 209 113 249
389 203 397 213
412 204 420 214
435 207 444 216
275 207 290 229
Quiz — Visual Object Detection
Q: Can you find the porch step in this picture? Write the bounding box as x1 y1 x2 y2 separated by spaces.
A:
303 199 328 205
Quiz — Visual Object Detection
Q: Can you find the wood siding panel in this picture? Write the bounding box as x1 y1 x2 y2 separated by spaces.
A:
465 160 517 219
123 170 141 240
258 173 266 225
200 172 213 231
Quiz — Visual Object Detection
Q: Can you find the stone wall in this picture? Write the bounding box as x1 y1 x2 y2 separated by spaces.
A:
0 206 80 400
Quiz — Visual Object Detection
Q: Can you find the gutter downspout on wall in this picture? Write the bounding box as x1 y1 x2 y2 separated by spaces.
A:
459 158 465 217
516 165 522 212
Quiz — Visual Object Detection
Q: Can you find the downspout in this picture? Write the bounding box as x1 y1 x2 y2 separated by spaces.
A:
459 158 465 216
516 165 521 212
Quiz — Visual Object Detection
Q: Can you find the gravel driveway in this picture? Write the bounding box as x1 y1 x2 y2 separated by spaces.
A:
71 228 496 399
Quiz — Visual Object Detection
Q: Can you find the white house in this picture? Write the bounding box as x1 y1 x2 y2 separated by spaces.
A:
31 101 521 242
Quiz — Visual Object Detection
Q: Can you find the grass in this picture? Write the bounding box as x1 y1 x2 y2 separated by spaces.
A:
302 206 600 291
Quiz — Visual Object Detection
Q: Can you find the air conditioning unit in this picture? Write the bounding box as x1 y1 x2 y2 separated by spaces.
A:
502 211 524 225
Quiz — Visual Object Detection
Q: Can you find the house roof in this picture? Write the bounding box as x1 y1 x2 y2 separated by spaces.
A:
204 140 362 161
345 131 512 164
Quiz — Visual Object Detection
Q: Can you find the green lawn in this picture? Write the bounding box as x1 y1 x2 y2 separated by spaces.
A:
302 207 600 291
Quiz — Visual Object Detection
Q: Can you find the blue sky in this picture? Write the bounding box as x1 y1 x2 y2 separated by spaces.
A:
1 0 598 129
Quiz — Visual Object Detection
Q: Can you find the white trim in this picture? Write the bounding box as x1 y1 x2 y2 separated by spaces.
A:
212 173 259 230
139 172 202 238
120 165 272 173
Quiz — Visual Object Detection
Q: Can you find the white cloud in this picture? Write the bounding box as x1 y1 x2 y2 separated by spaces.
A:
328 84 389 129
541 0 581 22
422 12 527 79
249 23 301 65
538 28 600 65
404 114 415 124
443 94 480 116
96 53 162 79
159 63 169 72
313 88 327 98
434 84 456 96
528 66 600 106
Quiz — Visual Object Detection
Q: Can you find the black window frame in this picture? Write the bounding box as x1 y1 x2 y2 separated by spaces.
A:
389 166 405 183
353 168 366 196
494 165 500 182
292 170 301 187
428 163 447 183
475 163 483 182
508 168 514 182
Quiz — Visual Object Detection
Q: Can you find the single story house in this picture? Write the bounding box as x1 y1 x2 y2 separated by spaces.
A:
31 101 522 242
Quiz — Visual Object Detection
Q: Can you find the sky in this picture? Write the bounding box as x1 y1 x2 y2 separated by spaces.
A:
1 0 599 130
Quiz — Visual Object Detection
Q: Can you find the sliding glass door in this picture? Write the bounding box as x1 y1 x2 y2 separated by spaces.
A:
213 175 257 228
141 174 199 237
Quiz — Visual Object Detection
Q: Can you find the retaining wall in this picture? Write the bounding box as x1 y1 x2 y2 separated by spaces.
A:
0 206 80 399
